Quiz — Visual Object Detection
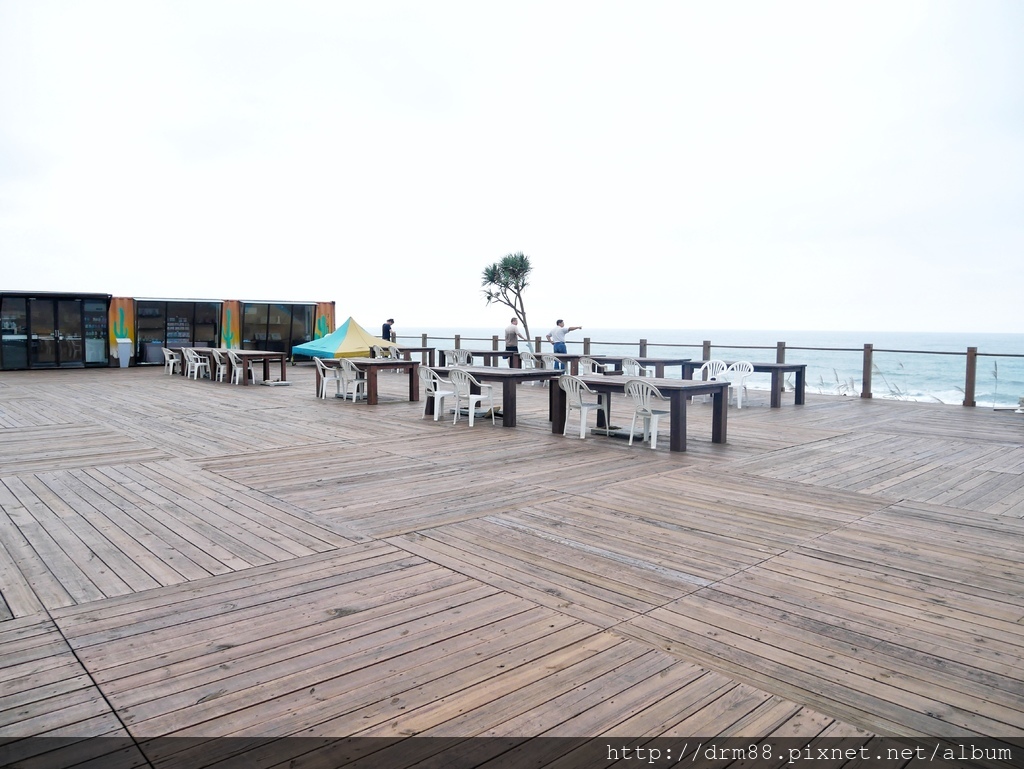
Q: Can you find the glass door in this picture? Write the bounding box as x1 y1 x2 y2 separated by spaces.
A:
28 298 84 367
57 300 84 365
136 301 167 363
29 299 57 366
1 297 29 369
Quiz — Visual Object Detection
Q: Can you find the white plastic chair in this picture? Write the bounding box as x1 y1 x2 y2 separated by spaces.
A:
538 353 564 385
698 359 728 380
180 347 194 377
621 357 651 377
338 358 368 402
557 374 609 439
694 359 727 403
184 348 210 380
624 378 671 449
448 368 495 426
513 348 542 383
314 357 341 399
724 361 754 408
162 348 181 376
419 367 455 421
372 344 403 371
370 344 400 358
227 349 256 385
387 345 405 372
445 348 473 367
577 356 611 374
540 354 561 370
209 349 228 383
518 349 539 371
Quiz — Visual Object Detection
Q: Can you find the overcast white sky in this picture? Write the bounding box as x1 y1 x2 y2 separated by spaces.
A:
1 1 1022 334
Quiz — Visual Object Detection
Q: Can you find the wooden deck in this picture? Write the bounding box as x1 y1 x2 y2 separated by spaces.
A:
0 365 1022 767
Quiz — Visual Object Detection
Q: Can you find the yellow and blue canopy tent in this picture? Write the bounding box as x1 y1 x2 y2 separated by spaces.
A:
292 316 398 358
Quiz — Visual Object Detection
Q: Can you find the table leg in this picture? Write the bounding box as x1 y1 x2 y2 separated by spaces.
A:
711 385 728 444
365 368 379 405
552 387 566 434
502 382 517 427
278 356 287 382
596 394 612 430
654 363 666 377
770 371 782 408
408 365 419 402
794 367 805 405
670 391 687 452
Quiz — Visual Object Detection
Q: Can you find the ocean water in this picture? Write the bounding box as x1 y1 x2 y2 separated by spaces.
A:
399 327 1024 409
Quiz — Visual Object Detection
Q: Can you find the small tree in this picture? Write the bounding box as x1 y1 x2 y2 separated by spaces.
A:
482 252 533 339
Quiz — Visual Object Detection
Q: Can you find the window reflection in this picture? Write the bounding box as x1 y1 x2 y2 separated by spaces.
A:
242 303 315 353
137 301 166 363
291 305 313 350
1 297 28 369
195 303 220 347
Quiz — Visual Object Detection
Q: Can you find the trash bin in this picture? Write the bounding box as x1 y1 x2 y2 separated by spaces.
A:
115 338 133 368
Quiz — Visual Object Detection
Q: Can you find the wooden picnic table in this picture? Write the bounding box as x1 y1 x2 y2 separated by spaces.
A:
429 366 559 427
683 361 806 408
553 374 729 452
231 349 288 385
588 355 692 378
316 357 419 405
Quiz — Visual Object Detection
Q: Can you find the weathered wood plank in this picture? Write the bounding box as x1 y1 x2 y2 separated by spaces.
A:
0 364 1021 754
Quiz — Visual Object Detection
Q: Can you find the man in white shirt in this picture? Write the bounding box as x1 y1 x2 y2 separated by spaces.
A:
546 319 582 369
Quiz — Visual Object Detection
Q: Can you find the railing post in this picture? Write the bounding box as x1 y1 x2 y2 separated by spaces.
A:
861 344 873 399
534 336 542 352
491 335 499 351
703 340 711 361
776 342 786 364
583 337 591 354
421 333 427 347
963 347 977 407
455 334 461 349
640 338 648 356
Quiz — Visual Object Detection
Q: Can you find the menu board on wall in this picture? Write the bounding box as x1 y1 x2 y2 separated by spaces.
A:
83 306 107 340
82 302 109 363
